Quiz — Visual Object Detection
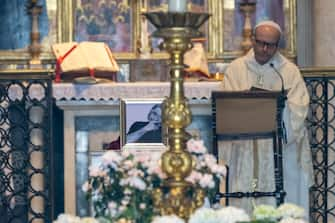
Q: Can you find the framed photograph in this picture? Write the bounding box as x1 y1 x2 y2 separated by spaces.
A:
120 98 167 150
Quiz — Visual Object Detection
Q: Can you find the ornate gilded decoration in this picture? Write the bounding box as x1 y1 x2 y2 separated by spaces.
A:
239 2 256 54
0 0 296 63
58 0 140 60
28 0 43 67
144 11 210 220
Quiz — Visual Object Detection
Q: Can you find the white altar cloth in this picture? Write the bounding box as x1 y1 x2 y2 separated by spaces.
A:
52 82 223 101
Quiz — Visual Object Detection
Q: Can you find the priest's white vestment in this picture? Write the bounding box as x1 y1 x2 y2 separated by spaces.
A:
220 49 313 214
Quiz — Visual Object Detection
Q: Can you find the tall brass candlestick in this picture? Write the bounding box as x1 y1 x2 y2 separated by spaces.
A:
28 1 43 67
240 2 256 54
144 12 210 220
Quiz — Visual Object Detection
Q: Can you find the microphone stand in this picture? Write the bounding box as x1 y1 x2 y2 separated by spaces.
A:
270 63 287 144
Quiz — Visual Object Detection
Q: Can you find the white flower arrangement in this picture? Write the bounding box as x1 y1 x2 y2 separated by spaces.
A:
56 137 307 223
53 214 98 223
188 208 219 223
277 203 305 220
279 217 307 223
216 206 251 223
187 203 306 223
55 203 307 223
151 215 185 223
82 139 226 223
253 203 307 223
253 204 280 222
188 206 250 223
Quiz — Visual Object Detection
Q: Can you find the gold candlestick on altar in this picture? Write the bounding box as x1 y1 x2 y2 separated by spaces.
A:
239 1 256 54
144 12 210 220
28 1 43 68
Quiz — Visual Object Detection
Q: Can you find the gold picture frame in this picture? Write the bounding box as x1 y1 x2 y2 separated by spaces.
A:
120 98 167 150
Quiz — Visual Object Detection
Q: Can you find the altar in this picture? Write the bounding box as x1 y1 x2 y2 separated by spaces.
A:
0 0 331 221
54 81 223 215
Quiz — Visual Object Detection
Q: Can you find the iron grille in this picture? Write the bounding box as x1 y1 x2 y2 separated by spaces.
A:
0 72 53 223
305 73 335 223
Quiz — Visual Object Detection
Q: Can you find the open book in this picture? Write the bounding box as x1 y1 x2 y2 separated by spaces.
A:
250 86 272 91
52 41 119 82
250 86 290 94
184 40 210 79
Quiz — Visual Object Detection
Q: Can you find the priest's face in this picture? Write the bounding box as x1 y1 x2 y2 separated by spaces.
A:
252 25 280 65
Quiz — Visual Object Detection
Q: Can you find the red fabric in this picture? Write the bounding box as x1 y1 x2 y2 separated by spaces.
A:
54 45 78 82
103 136 121 150
89 68 95 78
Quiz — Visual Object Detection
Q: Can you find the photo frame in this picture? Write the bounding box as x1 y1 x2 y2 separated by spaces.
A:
120 98 167 150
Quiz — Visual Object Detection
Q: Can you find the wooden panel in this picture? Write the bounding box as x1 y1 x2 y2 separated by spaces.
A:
214 93 278 135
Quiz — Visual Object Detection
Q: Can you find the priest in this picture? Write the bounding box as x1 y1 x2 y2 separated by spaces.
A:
221 20 313 216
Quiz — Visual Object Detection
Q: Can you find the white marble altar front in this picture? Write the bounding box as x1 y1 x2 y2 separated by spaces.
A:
53 81 223 215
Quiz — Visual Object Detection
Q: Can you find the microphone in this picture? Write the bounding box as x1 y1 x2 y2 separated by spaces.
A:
269 63 287 144
269 63 285 95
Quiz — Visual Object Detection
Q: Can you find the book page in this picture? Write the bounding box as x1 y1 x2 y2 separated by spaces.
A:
52 42 87 72
52 41 119 73
184 42 210 77
250 86 290 95
79 42 119 72
250 86 272 92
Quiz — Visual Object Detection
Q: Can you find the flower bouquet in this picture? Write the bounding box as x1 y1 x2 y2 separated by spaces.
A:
251 203 307 223
151 203 306 223
82 139 226 223
188 206 250 223
54 203 307 223
53 214 98 223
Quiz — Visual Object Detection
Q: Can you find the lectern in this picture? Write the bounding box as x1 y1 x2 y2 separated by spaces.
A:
211 90 286 206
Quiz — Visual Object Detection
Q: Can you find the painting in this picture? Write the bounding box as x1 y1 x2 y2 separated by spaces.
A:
120 98 166 150
0 0 296 63
57 0 139 59
146 0 208 53
74 0 132 53
223 0 296 59
0 0 57 62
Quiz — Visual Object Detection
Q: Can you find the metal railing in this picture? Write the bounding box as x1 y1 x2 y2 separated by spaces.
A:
0 70 53 223
302 67 335 223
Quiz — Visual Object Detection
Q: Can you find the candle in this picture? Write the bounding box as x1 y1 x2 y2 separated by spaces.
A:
168 0 187 12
